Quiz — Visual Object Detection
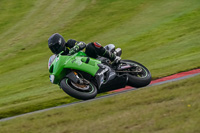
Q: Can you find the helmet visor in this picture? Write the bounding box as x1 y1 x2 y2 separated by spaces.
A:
49 43 62 54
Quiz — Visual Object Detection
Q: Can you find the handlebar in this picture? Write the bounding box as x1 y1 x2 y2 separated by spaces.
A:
68 42 86 55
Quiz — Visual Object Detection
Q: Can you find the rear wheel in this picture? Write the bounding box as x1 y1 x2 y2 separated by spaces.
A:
60 77 97 100
121 60 151 88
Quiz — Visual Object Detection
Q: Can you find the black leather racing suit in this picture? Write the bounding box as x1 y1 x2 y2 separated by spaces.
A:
65 39 116 61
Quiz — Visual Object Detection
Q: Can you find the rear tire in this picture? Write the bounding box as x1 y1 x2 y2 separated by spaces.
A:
122 60 151 88
60 78 97 100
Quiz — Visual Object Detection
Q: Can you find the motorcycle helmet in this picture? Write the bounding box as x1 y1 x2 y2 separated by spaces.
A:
48 33 66 54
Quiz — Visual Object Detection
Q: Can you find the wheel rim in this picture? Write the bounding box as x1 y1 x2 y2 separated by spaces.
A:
121 62 148 78
132 64 148 78
71 82 90 90
66 79 95 93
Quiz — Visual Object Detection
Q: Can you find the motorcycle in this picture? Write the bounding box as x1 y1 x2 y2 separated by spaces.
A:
48 44 151 100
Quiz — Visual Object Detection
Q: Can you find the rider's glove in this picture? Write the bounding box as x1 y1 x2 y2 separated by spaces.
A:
68 42 86 55
77 42 86 50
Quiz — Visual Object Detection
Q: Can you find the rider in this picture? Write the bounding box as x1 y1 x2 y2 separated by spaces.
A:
48 33 121 66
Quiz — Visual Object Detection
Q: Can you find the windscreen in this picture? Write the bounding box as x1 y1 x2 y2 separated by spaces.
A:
48 54 56 69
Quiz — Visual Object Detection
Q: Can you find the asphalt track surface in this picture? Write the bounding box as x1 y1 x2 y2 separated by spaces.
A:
1 69 200 122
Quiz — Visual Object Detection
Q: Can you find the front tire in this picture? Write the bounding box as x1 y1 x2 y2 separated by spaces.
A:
60 78 97 100
122 60 151 88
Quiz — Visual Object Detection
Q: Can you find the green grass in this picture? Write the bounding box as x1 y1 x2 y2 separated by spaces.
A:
0 74 200 133
0 0 200 120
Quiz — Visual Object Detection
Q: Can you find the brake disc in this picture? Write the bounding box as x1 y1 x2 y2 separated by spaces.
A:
71 80 90 91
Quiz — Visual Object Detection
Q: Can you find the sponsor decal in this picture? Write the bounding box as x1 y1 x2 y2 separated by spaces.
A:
120 65 131 69
73 57 82 66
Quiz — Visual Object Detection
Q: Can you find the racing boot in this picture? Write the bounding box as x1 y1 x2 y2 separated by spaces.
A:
88 42 122 64
114 48 122 57
102 48 121 64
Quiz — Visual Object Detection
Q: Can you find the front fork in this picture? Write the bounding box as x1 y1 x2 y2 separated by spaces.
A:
65 71 83 84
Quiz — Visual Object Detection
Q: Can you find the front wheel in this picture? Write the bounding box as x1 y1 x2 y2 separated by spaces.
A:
60 78 97 100
122 60 151 88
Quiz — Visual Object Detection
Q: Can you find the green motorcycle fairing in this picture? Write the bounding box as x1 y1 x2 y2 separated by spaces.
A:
49 51 101 84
